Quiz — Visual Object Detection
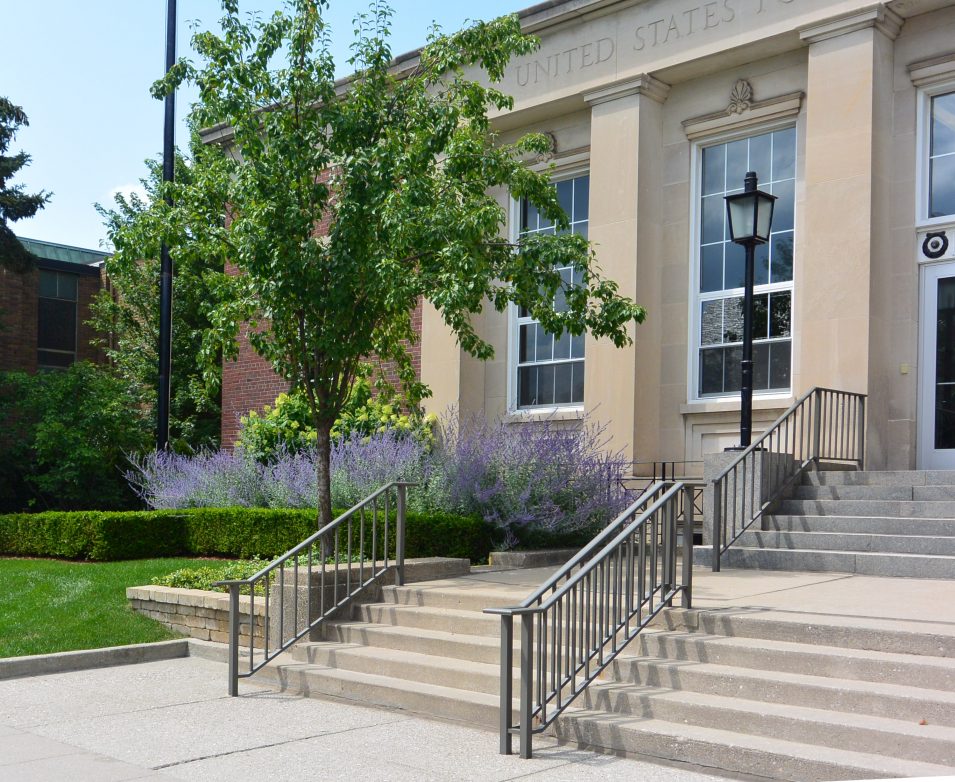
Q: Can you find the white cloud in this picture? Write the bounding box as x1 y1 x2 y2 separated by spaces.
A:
107 182 149 204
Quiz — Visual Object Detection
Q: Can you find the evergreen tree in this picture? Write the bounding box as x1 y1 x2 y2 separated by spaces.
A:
0 97 51 271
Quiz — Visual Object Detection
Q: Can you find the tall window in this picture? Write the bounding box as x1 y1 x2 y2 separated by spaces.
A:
515 173 589 410
696 128 795 397
929 91 955 219
37 269 78 369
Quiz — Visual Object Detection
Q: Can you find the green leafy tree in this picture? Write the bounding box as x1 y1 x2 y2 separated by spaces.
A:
153 0 646 528
0 363 151 511
0 98 51 271
90 143 227 450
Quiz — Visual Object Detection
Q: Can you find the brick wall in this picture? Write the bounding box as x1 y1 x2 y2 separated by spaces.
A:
0 265 103 373
220 297 424 449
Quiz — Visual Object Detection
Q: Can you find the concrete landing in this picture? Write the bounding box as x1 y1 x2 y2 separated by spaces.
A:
0 656 723 782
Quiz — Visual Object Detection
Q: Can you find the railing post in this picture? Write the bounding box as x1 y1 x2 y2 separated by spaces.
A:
682 485 694 608
227 582 240 697
519 613 534 759
812 389 822 467
500 615 514 755
857 395 866 470
396 484 407 587
711 480 722 572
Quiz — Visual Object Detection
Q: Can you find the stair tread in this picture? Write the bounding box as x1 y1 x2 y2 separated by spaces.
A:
270 657 500 706
558 709 955 777
328 618 499 646
626 628 955 669
752 529 955 539
587 682 955 739
296 639 505 674
673 606 955 640
730 545 955 559
616 656 955 704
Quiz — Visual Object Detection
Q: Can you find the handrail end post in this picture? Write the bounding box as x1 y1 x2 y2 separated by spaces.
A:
519 613 533 759
227 582 241 697
683 485 694 608
500 615 514 755
711 482 722 572
396 484 407 587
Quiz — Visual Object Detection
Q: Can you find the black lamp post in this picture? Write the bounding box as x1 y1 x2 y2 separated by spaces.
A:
724 171 777 449
157 0 177 451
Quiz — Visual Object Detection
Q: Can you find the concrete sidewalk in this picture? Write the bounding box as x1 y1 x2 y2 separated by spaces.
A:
0 656 723 782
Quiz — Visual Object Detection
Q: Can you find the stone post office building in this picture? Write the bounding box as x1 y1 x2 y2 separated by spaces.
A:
222 0 955 472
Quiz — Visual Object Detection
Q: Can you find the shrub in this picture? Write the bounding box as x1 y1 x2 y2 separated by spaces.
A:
237 379 436 463
152 557 267 592
0 363 151 512
0 507 492 563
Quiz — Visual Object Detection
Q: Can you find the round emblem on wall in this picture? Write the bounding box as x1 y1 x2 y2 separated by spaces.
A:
922 231 949 259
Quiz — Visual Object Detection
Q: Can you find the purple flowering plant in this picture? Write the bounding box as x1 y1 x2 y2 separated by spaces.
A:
127 412 632 546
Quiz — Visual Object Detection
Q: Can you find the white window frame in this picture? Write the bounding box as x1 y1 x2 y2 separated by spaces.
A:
687 120 798 403
917 81 955 228
507 162 590 415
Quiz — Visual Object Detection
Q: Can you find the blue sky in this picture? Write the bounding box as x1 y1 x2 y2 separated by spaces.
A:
2 0 520 251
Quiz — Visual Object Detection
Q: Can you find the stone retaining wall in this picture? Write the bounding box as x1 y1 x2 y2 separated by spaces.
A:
127 586 266 647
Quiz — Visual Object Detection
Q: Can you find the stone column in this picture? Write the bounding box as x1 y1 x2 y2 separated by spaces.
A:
797 5 902 467
583 75 670 462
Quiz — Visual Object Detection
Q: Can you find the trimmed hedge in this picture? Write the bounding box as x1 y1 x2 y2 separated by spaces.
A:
0 507 493 563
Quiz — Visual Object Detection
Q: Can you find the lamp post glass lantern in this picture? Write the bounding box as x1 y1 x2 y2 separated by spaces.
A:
724 171 777 449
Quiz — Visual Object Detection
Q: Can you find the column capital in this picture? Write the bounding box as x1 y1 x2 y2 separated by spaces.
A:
583 74 670 107
799 4 903 45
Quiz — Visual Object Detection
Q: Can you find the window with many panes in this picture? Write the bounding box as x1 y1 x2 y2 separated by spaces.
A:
928 91 955 220
696 127 795 397
514 173 589 409
37 269 78 369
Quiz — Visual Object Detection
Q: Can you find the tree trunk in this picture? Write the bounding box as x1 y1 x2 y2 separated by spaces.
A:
315 421 334 560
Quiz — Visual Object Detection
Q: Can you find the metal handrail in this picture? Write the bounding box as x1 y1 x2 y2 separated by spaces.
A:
216 481 415 696
486 481 696 759
711 386 866 571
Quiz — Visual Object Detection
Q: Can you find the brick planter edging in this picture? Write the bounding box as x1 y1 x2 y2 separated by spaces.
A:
127 586 265 646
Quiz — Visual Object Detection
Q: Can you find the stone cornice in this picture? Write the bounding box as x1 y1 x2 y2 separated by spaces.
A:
909 52 955 89
682 88 804 141
583 74 671 106
799 4 903 44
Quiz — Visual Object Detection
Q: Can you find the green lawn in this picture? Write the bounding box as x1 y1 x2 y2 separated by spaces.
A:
0 557 233 658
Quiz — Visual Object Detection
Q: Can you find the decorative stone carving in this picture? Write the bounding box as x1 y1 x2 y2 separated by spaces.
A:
727 80 753 115
534 132 558 164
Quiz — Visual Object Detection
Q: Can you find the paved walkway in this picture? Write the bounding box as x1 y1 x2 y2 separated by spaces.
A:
4 565 954 781
0 656 723 782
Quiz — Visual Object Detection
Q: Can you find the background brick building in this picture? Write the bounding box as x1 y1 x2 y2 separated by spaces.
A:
0 237 106 374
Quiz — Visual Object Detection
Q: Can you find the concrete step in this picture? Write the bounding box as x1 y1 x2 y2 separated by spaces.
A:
257 656 503 727
352 602 501 637
553 709 955 781
292 640 518 695
605 656 955 727
323 620 502 664
777 498 955 518
665 608 955 658
793 484 955 500
805 470 955 487
379 582 527 613
633 629 955 691
737 529 955 556
698 545 955 578
580 683 955 764
768 514 955 535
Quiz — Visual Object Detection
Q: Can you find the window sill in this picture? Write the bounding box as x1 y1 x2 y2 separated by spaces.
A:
680 395 793 415
504 406 585 424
